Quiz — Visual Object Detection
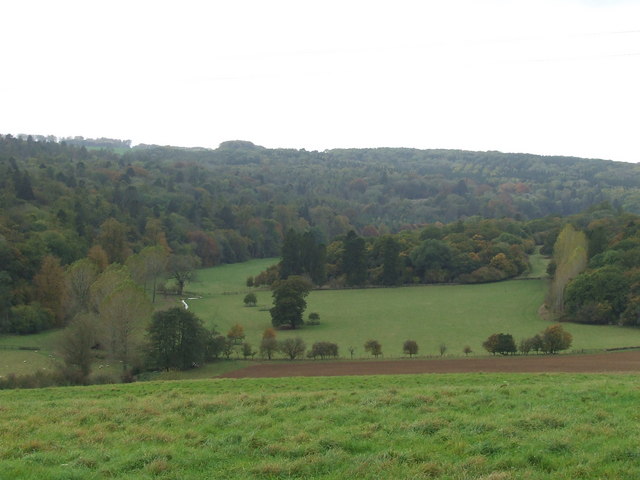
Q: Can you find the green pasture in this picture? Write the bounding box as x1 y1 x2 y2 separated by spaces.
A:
3 254 640 377
0 330 63 377
2 373 640 479
187 259 640 357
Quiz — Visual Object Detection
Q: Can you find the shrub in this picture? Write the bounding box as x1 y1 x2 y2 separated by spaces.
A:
483 333 516 355
5 304 54 334
308 341 339 359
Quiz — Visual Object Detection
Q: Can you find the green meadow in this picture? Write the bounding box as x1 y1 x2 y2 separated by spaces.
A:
187 259 640 358
5 256 640 378
2 373 640 479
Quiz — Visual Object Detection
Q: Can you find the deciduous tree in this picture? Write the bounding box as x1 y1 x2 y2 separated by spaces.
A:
243 292 257 307
34 255 68 326
483 333 516 355
227 323 245 344
167 254 199 296
343 231 367 286
270 276 312 329
259 328 278 359
58 313 97 381
97 218 132 264
279 337 306 360
403 339 419 357
65 258 98 315
364 339 382 358
541 324 572 354
147 307 208 370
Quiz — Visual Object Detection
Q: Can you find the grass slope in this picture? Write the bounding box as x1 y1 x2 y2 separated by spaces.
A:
2 373 640 479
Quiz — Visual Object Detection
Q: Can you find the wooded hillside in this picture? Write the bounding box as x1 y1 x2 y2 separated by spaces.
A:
2 133 640 334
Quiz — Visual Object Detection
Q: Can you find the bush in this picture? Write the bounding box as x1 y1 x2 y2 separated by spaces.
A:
483 333 517 355
5 304 55 334
458 266 507 284
307 312 320 325
308 341 338 359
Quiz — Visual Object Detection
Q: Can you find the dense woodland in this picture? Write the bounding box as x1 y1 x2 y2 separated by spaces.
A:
2 134 640 339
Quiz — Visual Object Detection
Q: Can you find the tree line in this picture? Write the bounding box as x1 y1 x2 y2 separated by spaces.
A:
254 217 536 291
545 203 640 327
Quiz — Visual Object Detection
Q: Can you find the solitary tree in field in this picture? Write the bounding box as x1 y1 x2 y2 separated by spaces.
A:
270 276 312 329
463 345 473 356
364 339 382 358
403 340 419 358
307 312 320 325
243 292 257 307
439 343 448 356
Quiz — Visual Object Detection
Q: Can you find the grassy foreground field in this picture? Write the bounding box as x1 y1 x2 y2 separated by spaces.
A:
187 259 640 357
2 373 640 479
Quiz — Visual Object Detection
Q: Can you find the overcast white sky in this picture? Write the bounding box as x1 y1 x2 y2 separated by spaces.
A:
2 0 639 162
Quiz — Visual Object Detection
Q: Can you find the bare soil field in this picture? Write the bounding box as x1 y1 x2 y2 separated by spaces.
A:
220 350 640 378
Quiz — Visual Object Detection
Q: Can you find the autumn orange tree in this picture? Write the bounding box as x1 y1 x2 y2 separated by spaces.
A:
227 324 245 344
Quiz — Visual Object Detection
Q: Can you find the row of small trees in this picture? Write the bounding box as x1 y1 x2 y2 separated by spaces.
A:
142 308 576 369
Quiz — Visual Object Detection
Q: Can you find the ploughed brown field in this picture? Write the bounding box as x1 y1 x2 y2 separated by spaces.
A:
220 350 640 378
